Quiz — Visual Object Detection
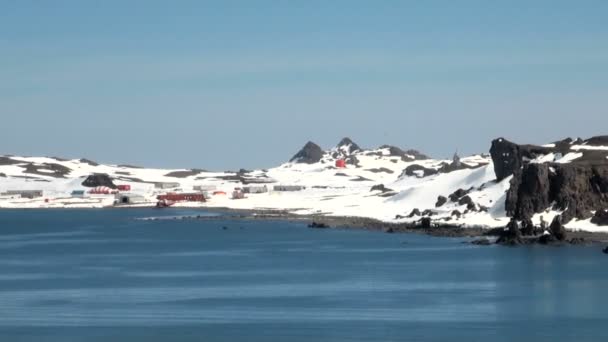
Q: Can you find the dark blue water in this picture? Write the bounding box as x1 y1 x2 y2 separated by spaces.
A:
0 209 607 341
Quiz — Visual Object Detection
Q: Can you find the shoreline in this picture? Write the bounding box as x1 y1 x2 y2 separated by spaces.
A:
143 206 608 245
3 205 608 245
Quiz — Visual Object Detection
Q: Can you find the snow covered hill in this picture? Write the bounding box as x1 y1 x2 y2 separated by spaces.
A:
2 136 608 232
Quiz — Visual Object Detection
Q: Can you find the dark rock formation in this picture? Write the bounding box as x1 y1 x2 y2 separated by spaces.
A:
568 237 586 245
490 137 554 181
0 156 21 165
407 208 421 218
435 196 447 207
538 233 558 245
164 169 204 178
350 176 372 182
451 210 462 219
79 158 99 166
308 222 330 229
290 141 324 164
458 195 476 211
366 167 394 174
449 188 471 202
471 238 492 245
345 155 360 166
370 184 394 193
505 163 551 219
591 209 608 226
603 246 608 254
496 136 608 223
496 219 523 245
520 218 536 236
420 217 432 228
401 164 438 178
336 137 361 154
421 209 437 216
506 162 608 222
550 216 567 241
20 163 71 178
379 145 430 161
584 136 608 146
82 173 116 188
437 160 484 174
0 172 5 177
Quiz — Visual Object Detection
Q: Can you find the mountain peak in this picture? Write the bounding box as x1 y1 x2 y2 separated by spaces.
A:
336 137 361 154
289 141 324 164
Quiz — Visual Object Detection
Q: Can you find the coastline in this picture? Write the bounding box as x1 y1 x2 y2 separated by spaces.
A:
138 206 608 245
4 205 608 244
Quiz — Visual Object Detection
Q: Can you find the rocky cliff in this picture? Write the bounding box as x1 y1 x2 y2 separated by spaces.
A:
490 136 608 224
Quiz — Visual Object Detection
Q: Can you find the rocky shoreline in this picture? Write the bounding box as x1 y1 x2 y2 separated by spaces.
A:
153 207 608 247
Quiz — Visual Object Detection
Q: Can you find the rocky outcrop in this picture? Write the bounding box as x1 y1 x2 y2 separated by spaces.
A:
496 219 523 245
591 209 608 226
435 196 447 207
401 164 438 178
0 156 22 165
82 173 116 188
550 215 567 241
21 163 71 178
457 195 475 210
370 184 394 193
79 158 99 166
495 136 608 223
506 162 608 222
449 188 471 202
290 141 324 164
164 169 204 178
379 145 430 161
336 137 361 154
490 137 554 182
308 222 330 229
471 238 492 245
407 208 421 217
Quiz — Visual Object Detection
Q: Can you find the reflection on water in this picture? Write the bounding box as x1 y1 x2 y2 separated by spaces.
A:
0 208 606 341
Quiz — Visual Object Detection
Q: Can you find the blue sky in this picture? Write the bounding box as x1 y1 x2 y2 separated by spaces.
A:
1 0 607 169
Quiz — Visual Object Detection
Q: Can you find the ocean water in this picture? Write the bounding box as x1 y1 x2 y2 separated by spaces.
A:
0 209 607 341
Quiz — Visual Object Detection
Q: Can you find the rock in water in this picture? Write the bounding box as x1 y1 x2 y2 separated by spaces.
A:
496 219 523 245
550 215 567 241
308 222 330 229
471 238 492 246
290 141 324 164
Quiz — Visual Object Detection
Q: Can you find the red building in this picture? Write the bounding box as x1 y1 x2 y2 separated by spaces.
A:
335 159 346 168
117 184 131 191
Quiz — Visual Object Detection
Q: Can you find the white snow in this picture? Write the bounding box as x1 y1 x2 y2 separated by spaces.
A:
571 145 608 151
555 152 583 163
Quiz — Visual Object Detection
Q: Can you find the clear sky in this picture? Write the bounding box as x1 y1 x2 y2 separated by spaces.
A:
1 0 607 170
